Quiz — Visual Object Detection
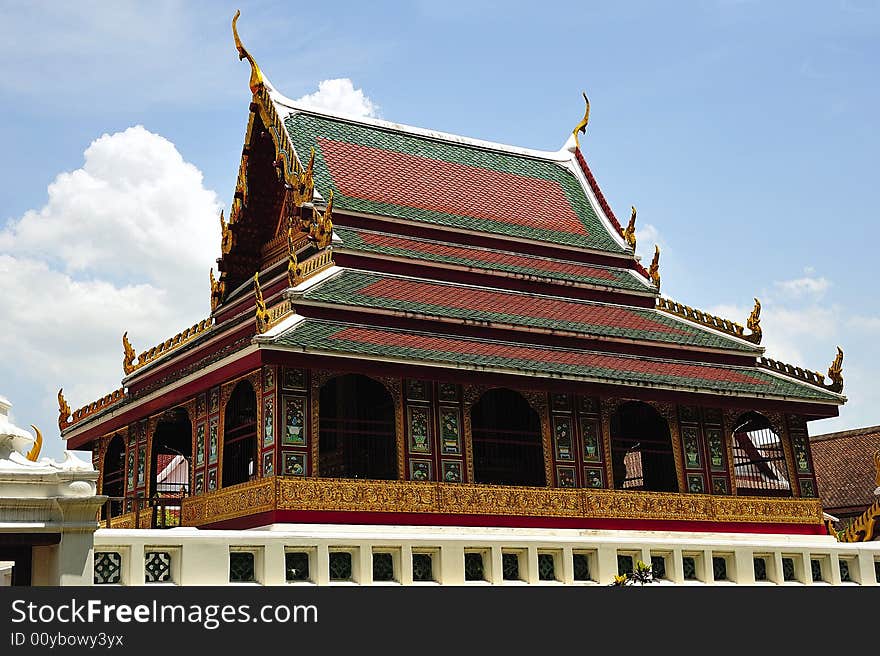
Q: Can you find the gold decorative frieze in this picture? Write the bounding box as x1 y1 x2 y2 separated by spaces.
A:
127 318 214 375
180 477 824 527
757 357 826 387
68 388 126 428
656 297 748 340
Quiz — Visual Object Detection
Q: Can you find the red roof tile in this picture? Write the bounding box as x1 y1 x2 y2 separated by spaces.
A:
811 426 880 514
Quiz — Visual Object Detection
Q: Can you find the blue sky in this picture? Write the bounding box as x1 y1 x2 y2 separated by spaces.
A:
1 0 878 459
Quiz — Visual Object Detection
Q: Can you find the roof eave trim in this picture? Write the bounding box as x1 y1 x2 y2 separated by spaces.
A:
259 341 842 406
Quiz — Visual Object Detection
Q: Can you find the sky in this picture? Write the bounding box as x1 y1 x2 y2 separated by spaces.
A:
1 0 878 460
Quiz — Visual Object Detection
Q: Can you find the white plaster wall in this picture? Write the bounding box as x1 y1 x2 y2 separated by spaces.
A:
91 524 880 587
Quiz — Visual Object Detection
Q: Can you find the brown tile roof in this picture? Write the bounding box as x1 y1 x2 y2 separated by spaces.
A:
810 425 880 514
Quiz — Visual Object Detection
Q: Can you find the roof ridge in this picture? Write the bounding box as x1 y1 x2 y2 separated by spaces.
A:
810 425 880 441
271 91 574 164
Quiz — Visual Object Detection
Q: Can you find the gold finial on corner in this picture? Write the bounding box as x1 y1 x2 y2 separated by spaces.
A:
26 425 42 462
287 226 302 287
232 10 265 95
623 206 637 250
648 245 661 289
310 190 334 250
210 267 225 311
254 272 270 333
826 346 844 392
122 332 136 375
220 209 234 255
57 388 70 431
745 297 762 344
572 91 590 149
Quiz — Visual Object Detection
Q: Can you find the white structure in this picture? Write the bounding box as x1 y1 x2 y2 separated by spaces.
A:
91 523 880 586
0 396 106 585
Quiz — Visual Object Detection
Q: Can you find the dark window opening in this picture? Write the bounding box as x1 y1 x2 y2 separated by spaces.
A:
319 374 397 480
731 412 791 497
471 388 545 487
151 408 191 500
610 402 677 492
102 434 126 517
223 381 257 488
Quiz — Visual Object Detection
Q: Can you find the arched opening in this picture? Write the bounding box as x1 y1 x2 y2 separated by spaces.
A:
610 402 677 492
731 412 791 497
102 434 125 517
471 388 545 487
319 374 397 480
150 407 192 499
222 381 258 488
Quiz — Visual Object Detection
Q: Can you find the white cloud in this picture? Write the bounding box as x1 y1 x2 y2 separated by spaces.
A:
774 275 831 299
294 79 379 118
634 223 663 264
0 126 220 456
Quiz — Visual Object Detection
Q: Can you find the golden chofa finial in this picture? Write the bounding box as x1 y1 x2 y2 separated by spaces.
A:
623 206 637 250
220 209 234 255
232 10 265 95
648 245 660 289
826 346 844 392
122 332 136 375
745 297 762 344
572 91 590 149
287 226 303 287
210 267 225 311
26 426 42 462
57 388 70 431
254 272 271 333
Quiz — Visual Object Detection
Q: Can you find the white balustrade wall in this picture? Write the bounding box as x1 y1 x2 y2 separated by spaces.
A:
91 524 880 586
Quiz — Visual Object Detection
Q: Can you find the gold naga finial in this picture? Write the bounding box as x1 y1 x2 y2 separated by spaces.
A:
623 206 637 250
220 209 234 255
210 267 225 311
648 245 661 289
745 297 762 344
293 149 316 209
57 388 71 431
232 10 265 95
254 272 271 333
287 225 303 287
122 332 136 375
309 190 334 249
572 91 590 149
26 425 42 462
826 346 844 392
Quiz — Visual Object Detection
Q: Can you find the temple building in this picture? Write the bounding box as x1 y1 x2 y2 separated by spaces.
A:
59 13 851 550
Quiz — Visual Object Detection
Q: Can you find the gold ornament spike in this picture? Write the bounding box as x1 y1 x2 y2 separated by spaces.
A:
122 332 136 375
254 272 271 333
312 190 334 250
572 91 590 149
874 449 880 489
826 346 844 392
26 425 42 462
210 268 225 311
745 297 762 344
623 206 637 250
57 388 71 431
293 148 316 207
232 10 265 94
648 245 661 289
220 209 234 255
287 226 302 287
